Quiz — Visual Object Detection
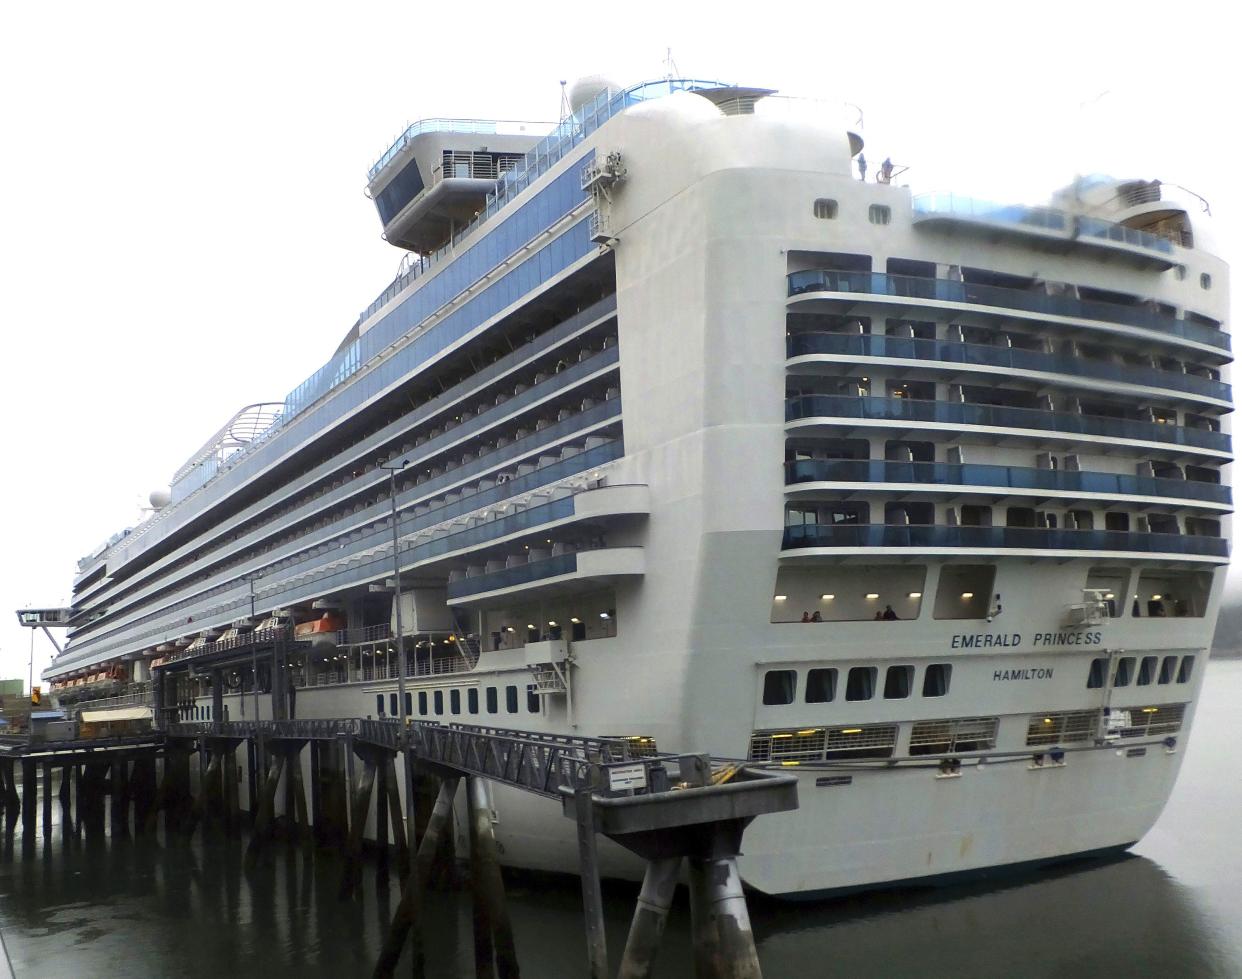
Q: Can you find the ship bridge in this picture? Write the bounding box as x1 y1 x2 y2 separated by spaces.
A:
366 119 549 253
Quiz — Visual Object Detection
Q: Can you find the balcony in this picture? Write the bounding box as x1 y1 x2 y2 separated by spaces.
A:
785 395 1231 456
784 459 1232 508
911 193 1178 269
446 547 645 605
787 333 1231 405
781 524 1228 561
786 271 1229 354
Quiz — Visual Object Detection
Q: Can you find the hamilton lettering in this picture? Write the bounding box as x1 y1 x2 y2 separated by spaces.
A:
992 668 1054 681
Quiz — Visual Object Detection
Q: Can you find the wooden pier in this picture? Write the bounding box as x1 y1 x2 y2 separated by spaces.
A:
0 719 797 978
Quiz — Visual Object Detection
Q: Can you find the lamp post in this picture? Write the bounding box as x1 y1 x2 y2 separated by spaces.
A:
244 573 261 721
380 457 410 744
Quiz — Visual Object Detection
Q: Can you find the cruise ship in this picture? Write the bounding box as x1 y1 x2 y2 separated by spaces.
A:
35 77 1230 898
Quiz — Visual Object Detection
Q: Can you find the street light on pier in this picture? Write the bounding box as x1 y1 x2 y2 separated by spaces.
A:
380 457 410 745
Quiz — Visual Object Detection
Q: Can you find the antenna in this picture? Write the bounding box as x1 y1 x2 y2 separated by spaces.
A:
559 80 571 121
663 47 679 80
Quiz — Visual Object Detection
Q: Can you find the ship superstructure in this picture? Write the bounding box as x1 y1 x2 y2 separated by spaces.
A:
41 79 1230 896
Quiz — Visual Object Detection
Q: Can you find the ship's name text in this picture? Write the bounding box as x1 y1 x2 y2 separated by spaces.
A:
950 631 1102 650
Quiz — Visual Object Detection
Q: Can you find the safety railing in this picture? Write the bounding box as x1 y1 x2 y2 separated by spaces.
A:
785 395 1231 453
781 523 1228 558
784 459 1232 505
787 270 1229 352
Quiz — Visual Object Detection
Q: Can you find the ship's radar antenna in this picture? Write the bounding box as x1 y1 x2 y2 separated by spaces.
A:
663 47 680 80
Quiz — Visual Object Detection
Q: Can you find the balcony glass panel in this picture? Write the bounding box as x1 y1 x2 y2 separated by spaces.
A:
787 333 1230 402
446 553 578 599
786 271 1229 352
785 395 1231 453
782 524 1228 558
784 459 1232 505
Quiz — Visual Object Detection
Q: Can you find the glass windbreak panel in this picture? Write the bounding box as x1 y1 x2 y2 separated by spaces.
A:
1133 570 1211 617
846 667 877 701
1158 656 1178 684
934 565 995 620
771 565 926 622
1177 656 1196 683
805 668 837 703
762 670 796 705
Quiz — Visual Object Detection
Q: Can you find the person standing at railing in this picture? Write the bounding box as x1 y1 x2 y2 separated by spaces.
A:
857 153 867 182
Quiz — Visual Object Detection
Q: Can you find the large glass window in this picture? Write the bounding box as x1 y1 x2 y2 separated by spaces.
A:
923 663 952 697
884 665 914 699
846 667 877 701
805 668 837 703
762 670 796 705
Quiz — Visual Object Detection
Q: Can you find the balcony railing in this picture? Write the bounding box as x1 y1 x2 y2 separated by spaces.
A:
446 552 578 600
785 395 1231 453
786 271 1229 353
782 523 1228 558
787 333 1231 403
912 194 1175 256
784 459 1232 506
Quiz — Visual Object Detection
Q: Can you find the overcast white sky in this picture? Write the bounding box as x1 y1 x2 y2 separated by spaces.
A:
1 1 1237 685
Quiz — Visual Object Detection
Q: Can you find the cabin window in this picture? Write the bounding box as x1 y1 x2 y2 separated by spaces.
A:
1177 656 1196 683
846 666 877 701
1114 657 1135 687
390 693 398 716
468 689 479 713
868 204 891 225
805 668 837 703
450 689 461 714
376 695 385 715
762 670 796 705
1087 657 1107 689
486 687 498 713
527 685 540 713
434 690 444 715
884 665 914 699
418 691 428 714
1137 656 1158 686
813 198 838 219
1159 656 1178 685
923 663 952 697
506 685 519 713
405 693 412 716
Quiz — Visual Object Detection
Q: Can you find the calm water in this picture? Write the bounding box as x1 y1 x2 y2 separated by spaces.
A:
3 661 1241 978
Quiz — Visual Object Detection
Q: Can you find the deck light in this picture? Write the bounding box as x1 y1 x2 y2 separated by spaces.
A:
865 593 879 600
960 592 974 599
821 594 835 600
908 592 922 599
547 620 557 627
1151 594 1163 601
1105 592 1115 599
599 611 611 619
570 617 581 624
774 595 788 601
527 624 536 630
841 728 863 735
1142 707 1159 713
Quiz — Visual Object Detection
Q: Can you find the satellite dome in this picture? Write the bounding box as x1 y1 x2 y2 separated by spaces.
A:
569 75 622 115
149 487 172 509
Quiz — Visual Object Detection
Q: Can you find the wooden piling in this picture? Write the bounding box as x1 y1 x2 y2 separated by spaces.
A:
21 759 37 835
41 761 53 838
384 756 409 879
340 754 376 898
574 785 609 979
246 750 287 863
372 774 458 979
467 777 519 979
